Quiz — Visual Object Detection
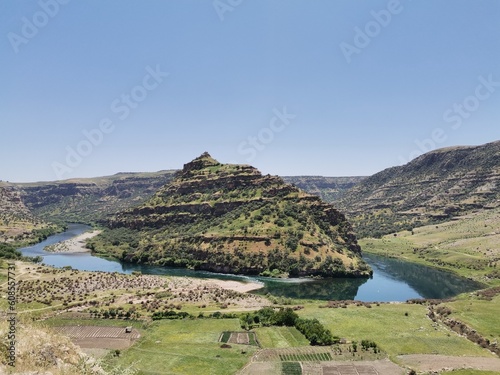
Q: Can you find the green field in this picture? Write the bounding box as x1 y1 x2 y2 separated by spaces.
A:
298 303 496 359
253 326 309 348
106 319 257 375
443 294 500 345
279 352 332 361
281 362 302 375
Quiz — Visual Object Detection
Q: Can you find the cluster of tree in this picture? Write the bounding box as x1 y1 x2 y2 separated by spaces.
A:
152 310 190 320
89 307 141 320
0 243 22 259
0 243 42 263
295 317 337 345
359 339 379 353
240 307 338 346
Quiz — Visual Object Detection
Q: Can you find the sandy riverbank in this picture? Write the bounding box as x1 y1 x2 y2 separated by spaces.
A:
44 230 102 253
205 279 264 293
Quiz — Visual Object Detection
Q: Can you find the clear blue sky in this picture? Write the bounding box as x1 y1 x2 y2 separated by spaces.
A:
1 0 499 182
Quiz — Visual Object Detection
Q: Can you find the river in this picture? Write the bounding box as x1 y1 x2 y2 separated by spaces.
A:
20 223 483 302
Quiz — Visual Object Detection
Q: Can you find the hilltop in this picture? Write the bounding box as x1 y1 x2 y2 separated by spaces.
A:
89 153 371 278
338 140 500 237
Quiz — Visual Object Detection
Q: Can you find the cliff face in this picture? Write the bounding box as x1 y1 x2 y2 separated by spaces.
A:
93 153 371 278
14 171 176 223
338 140 500 237
0 184 52 243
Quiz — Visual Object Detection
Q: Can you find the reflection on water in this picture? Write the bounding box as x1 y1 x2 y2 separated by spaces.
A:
362 254 484 300
253 277 368 301
20 224 484 302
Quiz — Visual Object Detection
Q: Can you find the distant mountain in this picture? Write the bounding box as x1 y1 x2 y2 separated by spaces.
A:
282 176 365 202
11 171 177 224
338 140 500 237
89 153 371 278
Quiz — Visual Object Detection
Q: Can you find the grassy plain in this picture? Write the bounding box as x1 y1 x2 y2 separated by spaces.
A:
442 293 500 346
297 302 496 359
105 319 256 375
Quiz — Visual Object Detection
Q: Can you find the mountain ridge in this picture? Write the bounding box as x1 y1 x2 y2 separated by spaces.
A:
338 140 500 237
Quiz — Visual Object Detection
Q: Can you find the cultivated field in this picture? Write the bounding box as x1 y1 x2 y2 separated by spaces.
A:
240 358 405 375
220 331 258 346
253 326 309 348
53 325 140 349
105 319 258 375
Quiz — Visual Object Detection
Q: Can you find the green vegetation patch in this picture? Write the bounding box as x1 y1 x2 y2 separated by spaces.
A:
105 319 256 375
254 326 309 348
443 294 500 345
281 362 302 375
279 352 331 362
220 331 231 343
298 303 495 358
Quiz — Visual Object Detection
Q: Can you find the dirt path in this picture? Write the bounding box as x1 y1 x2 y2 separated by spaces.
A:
397 354 500 372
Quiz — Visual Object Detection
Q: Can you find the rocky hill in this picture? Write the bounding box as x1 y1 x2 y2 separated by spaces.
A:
89 153 371 278
12 171 176 224
338 140 500 237
282 176 365 202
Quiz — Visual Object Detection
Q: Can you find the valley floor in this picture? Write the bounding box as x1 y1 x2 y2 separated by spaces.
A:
1 257 499 374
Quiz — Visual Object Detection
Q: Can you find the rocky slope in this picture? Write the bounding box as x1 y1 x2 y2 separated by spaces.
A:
90 153 371 278
338 140 500 237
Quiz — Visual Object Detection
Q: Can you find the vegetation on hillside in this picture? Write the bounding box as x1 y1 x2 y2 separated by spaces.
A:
359 207 500 285
89 153 370 278
338 141 500 238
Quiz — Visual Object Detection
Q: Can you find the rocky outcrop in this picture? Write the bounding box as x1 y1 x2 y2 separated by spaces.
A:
95 153 370 278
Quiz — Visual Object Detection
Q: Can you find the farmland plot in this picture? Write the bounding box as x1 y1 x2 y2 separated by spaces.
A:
53 325 140 349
